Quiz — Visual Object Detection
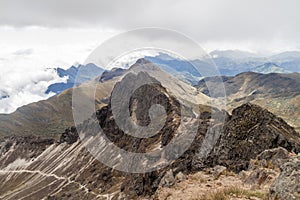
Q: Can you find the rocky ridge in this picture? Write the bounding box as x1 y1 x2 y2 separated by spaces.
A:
0 63 300 199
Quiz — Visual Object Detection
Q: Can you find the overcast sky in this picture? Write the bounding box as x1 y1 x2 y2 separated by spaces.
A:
0 0 299 113
1 0 300 52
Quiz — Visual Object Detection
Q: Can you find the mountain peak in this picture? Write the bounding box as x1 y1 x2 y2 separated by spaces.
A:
135 58 152 64
128 58 161 72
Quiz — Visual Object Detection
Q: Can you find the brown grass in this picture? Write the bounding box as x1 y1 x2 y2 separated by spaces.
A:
196 186 269 200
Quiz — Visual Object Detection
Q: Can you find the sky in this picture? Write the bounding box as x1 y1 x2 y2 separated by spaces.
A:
0 0 300 113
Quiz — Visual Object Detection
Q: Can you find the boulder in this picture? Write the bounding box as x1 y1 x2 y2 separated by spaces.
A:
269 155 300 199
59 126 79 144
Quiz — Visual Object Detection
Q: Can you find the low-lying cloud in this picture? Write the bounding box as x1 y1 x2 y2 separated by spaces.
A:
0 67 67 113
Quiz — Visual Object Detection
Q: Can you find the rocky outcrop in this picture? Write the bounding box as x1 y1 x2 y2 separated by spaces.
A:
269 155 300 199
99 68 126 82
249 147 291 170
234 148 289 192
59 126 79 144
207 103 300 172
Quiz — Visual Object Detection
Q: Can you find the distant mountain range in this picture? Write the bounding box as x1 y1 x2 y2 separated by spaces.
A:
1 50 300 119
44 50 300 96
144 51 300 84
46 63 104 94
252 62 290 74
210 50 300 75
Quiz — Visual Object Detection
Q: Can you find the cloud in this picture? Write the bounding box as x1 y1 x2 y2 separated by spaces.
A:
0 0 299 47
0 28 119 113
13 48 33 56
0 67 67 113
0 44 73 113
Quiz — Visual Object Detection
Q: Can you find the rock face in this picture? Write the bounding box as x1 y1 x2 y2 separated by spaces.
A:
251 147 291 169
94 71 209 198
207 103 300 172
242 148 286 189
269 155 300 199
59 126 79 144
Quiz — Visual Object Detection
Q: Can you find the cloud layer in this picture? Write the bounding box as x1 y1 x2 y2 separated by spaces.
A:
0 67 67 113
0 27 119 113
0 0 299 48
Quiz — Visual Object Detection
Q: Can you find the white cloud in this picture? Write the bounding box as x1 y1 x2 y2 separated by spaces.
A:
0 27 119 113
0 67 67 113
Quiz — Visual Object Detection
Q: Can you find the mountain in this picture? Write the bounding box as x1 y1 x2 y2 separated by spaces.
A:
144 51 300 78
1 59 299 140
206 103 300 172
99 68 126 82
269 51 300 72
1 58 300 199
128 58 210 105
252 62 290 74
0 94 299 199
197 72 300 131
144 53 203 85
0 75 118 139
46 63 104 94
0 59 210 139
210 50 300 75
270 51 300 61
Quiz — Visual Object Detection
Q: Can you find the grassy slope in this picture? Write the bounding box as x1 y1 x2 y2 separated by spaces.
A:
0 78 117 139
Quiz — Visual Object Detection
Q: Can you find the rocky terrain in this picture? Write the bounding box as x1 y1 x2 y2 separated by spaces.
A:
155 147 300 200
0 64 300 199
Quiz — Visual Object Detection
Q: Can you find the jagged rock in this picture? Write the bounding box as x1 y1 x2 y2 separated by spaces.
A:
269 155 300 200
99 68 126 82
244 168 277 188
257 147 290 160
159 170 175 187
59 126 79 144
207 103 300 172
175 172 186 183
241 148 291 190
249 147 290 170
210 165 227 179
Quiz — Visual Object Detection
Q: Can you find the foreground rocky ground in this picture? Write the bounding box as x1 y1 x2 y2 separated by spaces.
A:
153 147 300 200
